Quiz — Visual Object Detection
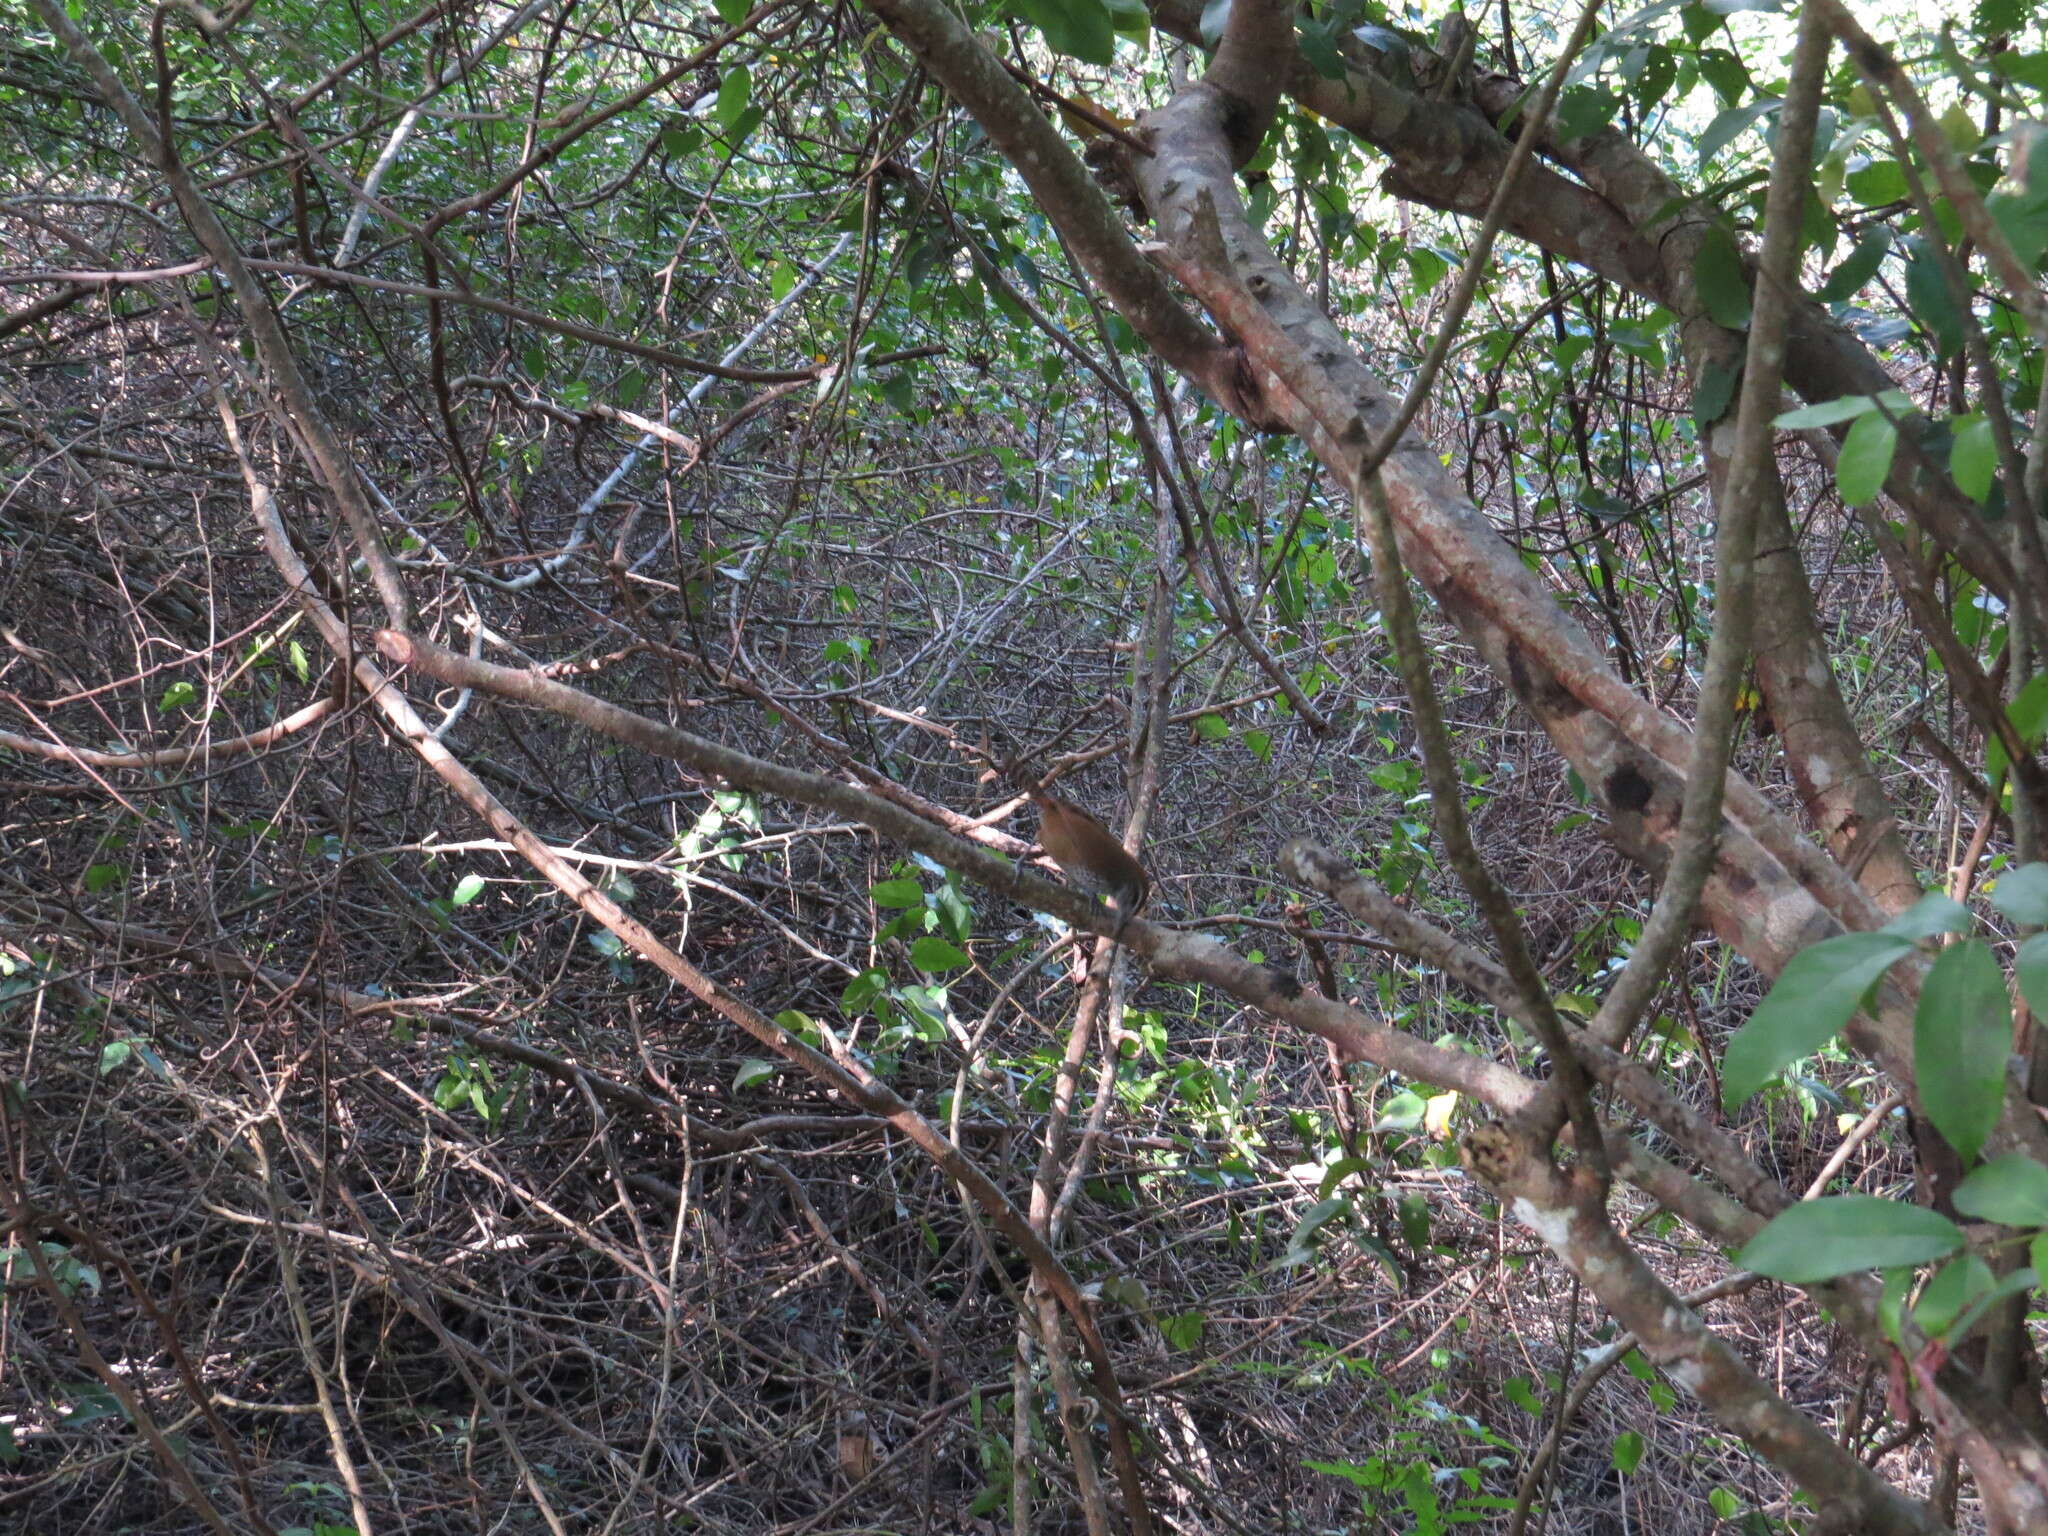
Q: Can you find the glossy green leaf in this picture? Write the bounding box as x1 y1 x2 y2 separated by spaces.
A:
1954 1154 2048 1227
1835 410 1898 507
871 877 925 909
1915 938 2010 1166
1737 1195 1963 1282
1694 225 1752 329
1723 932 1913 1107
1990 863 2048 926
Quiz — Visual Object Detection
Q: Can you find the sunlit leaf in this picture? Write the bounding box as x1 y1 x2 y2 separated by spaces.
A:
1723 932 1913 1107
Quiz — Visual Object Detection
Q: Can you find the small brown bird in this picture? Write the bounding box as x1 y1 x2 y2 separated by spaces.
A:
1028 786 1150 942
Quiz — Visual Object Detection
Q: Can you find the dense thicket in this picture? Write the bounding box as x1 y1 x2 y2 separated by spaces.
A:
4 1 2048 1532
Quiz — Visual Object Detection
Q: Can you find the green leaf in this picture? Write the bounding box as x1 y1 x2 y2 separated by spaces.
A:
1698 99 1777 166
1693 360 1739 432
712 67 751 129
1158 1309 1206 1350
1722 932 1913 1107
910 935 970 972
1989 671 2048 779
871 877 925 909
1193 713 1230 741
1242 728 1273 763
160 679 198 712
1612 1429 1646 1475
1371 1089 1428 1134
1737 1195 1963 1282
1990 863 2048 926
1694 225 1752 329
733 1058 778 1091
1554 86 1622 146
1282 1195 1348 1266
1904 239 1966 356
1778 390 1866 424
450 873 487 907
1774 390 1909 429
2018 934 2048 1020
1846 159 1908 206
1915 938 2010 1166
1101 0 1149 37
1954 1154 2048 1227
712 0 751 24
1316 1156 1375 1199
1913 1252 1994 1336
1816 228 1889 302
1882 891 1972 940
1950 414 1998 503
1945 1267 2039 1346
1008 0 1117 65
1835 410 1898 507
